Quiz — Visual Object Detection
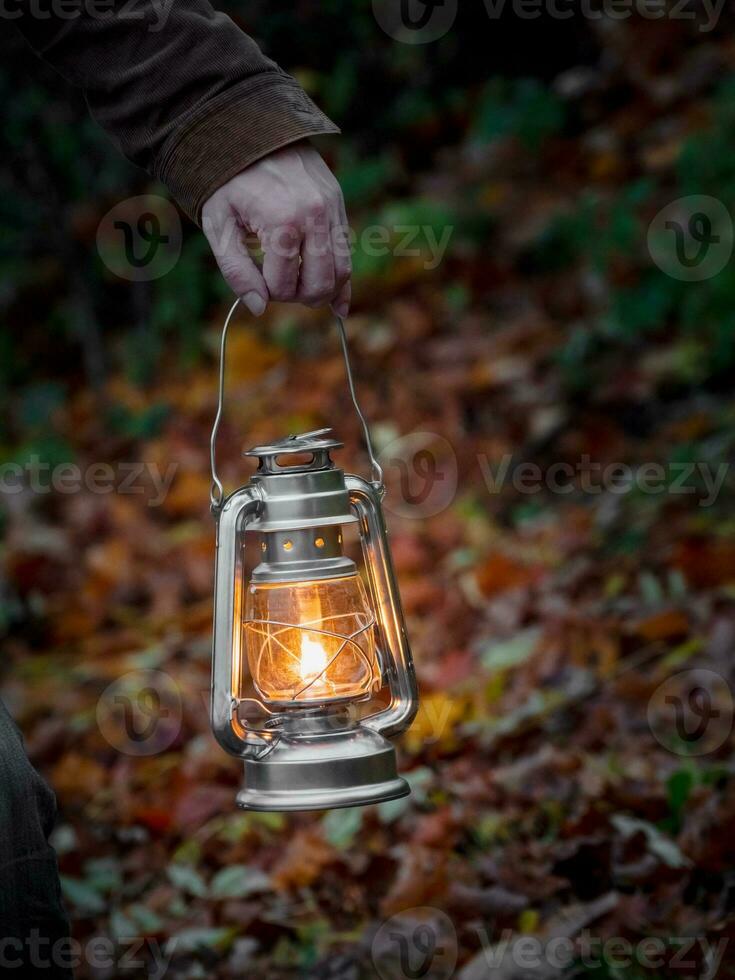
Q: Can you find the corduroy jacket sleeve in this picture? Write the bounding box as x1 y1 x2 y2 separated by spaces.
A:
14 0 339 223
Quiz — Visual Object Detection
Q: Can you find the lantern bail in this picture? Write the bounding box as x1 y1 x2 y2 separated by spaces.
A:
209 299 384 513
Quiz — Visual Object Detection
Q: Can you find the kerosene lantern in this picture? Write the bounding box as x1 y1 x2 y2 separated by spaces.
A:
209 300 419 811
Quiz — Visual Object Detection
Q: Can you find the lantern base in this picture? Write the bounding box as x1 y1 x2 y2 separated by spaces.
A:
235 723 409 812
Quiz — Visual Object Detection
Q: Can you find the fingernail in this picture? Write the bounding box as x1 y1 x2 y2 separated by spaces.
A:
333 301 350 318
242 291 266 316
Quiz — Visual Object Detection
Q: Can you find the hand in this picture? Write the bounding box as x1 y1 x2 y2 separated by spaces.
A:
201 142 351 318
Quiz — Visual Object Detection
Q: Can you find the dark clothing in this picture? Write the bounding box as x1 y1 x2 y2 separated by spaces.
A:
15 0 339 222
0 701 71 979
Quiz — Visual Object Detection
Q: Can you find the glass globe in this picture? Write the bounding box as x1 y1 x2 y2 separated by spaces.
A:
243 574 380 705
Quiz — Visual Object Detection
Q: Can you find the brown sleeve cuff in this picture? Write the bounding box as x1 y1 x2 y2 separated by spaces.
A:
157 73 340 224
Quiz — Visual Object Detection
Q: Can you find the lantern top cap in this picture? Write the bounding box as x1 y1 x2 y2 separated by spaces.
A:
244 428 343 461
242 428 357 529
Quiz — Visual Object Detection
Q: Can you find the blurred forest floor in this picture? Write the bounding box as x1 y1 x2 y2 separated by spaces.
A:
3 10 735 980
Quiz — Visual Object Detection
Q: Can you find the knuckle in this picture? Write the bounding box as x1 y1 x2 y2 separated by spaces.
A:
301 279 334 304
267 213 299 238
267 280 297 303
265 230 299 260
303 194 327 222
335 261 351 286
217 257 250 292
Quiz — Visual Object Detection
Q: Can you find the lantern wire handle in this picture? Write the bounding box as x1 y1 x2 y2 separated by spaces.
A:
334 315 384 490
210 298 384 512
209 297 241 511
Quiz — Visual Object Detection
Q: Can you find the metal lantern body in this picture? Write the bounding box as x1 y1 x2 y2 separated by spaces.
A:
209 305 418 811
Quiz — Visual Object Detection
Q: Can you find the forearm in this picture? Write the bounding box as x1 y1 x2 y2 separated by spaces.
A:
15 0 338 221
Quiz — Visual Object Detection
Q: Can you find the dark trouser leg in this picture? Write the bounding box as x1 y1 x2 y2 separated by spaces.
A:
0 700 72 979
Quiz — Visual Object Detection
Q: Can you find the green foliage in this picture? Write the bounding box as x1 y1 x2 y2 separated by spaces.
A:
534 180 653 276
352 198 458 281
16 383 67 435
677 76 735 199
149 234 220 367
322 806 363 848
664 767 695 834
336 149 397 207
60 876 107 915
602 272 680 340
167 863 208 898
537 75 735 389
7 435 75 471
482 627 541 672
473 78 565 150
106 402 169 440
209 865 271 899
319 53 359 122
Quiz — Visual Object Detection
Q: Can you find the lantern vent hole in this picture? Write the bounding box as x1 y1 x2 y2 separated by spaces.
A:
275 451 314 469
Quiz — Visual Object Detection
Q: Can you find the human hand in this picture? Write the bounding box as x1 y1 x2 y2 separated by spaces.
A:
201 141 351 318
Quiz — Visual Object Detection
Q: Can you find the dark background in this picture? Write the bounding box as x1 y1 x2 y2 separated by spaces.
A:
2 2 735 977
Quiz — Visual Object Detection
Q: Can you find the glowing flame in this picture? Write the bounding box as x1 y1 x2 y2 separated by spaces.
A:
299 633 328 683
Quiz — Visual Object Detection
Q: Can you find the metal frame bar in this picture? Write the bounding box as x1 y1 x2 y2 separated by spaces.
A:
347 475 419 738
210 485 278 759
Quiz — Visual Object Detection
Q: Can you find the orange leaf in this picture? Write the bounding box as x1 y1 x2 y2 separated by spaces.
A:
52 752 107 802
270 828 335 891
633 609 689 642
475 553 542 597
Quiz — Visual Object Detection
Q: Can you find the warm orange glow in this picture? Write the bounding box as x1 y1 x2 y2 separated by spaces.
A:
243 574 380 704
299 634 328 683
